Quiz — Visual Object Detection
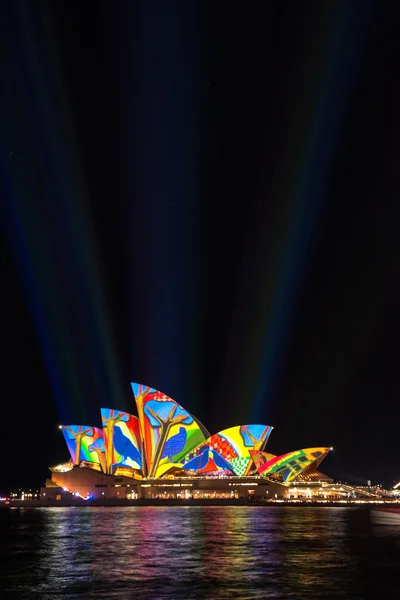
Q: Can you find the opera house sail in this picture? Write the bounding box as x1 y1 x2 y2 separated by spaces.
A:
49 382 331 500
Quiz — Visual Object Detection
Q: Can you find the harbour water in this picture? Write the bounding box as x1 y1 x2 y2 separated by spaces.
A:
0 506 399 599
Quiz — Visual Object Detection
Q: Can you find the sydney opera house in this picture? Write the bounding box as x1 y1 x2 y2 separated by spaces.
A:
43 383 332 501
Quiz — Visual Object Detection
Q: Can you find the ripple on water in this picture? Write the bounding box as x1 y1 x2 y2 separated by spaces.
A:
0 506 399 599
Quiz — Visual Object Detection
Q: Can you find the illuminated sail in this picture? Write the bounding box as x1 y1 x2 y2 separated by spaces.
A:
181 424 273 475
251 448 331 482
101 409 142 474
131 382 209 478
57 383 331 483
61 425 106 471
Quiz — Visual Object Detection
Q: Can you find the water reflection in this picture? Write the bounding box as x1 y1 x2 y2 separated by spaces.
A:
276 508 355 596
0 507 399 599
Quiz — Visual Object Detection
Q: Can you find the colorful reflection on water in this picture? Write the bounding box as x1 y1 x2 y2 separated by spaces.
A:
0 507 399 599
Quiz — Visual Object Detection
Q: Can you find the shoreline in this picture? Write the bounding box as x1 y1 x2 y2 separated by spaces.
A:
1 498 398 509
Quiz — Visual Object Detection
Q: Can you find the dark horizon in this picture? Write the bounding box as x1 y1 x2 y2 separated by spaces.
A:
1 1 399 491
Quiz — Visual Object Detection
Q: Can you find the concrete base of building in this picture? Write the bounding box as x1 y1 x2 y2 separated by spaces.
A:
34 466 397 506
44 466 288 501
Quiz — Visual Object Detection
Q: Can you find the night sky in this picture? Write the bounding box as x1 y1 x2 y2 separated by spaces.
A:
1 1 399 491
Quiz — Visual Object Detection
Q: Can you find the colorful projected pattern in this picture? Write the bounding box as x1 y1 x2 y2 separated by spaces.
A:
181 446 233 473
61 425 106 471
131 382 208 478
250 450 276 473
59 382 331 481
231 457 251 477
181 424 273 475
251 448 331 482
101 409 142 474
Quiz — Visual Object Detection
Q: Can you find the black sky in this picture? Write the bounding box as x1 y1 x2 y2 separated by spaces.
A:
1 1 400 490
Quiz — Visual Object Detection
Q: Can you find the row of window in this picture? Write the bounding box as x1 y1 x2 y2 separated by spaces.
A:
94 484 132 488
